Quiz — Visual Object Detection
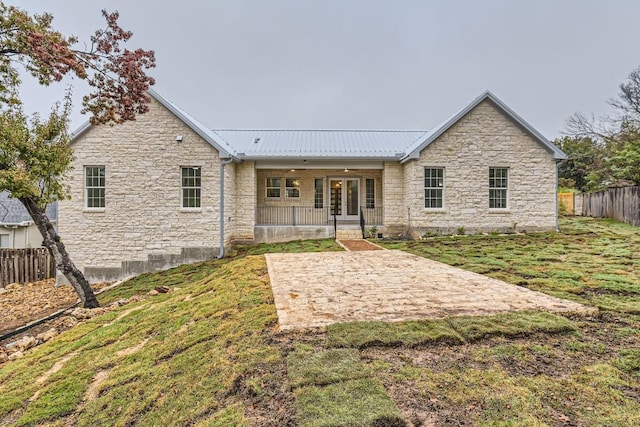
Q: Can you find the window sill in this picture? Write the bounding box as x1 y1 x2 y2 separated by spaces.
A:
83 208 105 213
489 209 511 214
180 208 202 213
424 208 446 213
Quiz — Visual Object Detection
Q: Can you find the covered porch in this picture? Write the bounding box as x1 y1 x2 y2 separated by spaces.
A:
255 167 384 226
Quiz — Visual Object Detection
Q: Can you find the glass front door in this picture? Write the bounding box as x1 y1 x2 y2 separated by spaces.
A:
329 178 359 220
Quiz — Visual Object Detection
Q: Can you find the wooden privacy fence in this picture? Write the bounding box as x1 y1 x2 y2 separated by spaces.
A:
0 248 56 287
582 186 640 226
558 193 575 215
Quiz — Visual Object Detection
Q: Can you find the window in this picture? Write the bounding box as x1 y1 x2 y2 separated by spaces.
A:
181 166 201 208
85 166 105 208
285 178 300 198
314 178 324 208
365 178 375 209
266 177 281 198
424 168 444 208
489 167 508 209
0 234 9 248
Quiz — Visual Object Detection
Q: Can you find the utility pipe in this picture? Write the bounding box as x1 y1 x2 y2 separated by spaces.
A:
216 159 234 260
555 161 560 232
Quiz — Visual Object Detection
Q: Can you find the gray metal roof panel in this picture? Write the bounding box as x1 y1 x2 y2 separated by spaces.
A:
212 129 428 159
0 191 57 224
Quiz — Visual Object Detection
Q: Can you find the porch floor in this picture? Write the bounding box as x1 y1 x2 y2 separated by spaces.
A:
264 250 593 330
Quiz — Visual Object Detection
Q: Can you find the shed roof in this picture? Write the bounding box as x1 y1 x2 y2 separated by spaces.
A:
213 129 427 159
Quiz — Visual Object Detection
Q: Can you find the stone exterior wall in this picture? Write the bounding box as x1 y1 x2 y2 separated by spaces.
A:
234 161 257 241
59 98 227 282
404 99 558 234
382 162 405 235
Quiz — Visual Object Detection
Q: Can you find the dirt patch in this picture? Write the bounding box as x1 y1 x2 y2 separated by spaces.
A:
35 351 77 386
0 279 109 335
103 304 148 327
84 369 112 402
339 239 384 251
360 313 640 426
115 338 150 357
28 351 78 402
233 360 297 426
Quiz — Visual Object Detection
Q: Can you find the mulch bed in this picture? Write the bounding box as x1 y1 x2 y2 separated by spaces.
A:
0 279 109 336
339 239 384 251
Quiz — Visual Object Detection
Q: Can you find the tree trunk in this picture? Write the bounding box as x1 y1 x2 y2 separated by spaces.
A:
19 196 99 308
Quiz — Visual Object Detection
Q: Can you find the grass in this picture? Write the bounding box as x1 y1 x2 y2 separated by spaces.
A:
294 379 404 427
326 311 574 348
287 346 370 387
367 217 640 426
2 218 639 426
287 346 404 426
327 319 463 348
380 217 639 310
0 256 280 426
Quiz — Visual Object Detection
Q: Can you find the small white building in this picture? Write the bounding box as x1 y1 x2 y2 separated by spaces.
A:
0 191 57 249
60 90 567 282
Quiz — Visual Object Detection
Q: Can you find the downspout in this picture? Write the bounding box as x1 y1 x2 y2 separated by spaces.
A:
217 159 234 259
555 160 560 232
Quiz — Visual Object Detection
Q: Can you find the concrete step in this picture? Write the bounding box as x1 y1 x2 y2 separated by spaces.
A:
335 229 364 239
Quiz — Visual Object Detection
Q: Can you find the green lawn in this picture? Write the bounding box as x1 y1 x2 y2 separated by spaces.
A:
368 217 640 426
1 218 639 426
0 239 341 427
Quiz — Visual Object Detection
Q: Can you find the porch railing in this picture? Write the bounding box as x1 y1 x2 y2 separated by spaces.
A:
255 205 384 226
361 207 383 227
256 206 331 226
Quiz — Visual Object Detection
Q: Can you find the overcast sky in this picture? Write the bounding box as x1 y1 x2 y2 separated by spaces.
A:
9 0 640 139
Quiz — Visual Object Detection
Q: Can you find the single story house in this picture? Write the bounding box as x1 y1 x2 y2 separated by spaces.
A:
59 89 567 282
0 191 57 249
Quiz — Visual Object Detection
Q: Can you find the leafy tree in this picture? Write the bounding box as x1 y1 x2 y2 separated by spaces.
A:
553 136 605 191
566 66 640 188
0 4 155 307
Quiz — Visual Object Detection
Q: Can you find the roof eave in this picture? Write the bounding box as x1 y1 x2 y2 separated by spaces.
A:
238 154 403 162
404 90 568 161
69 121 92 144
147 89 239 160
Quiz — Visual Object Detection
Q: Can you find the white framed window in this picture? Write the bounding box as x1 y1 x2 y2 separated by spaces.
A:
424 168 444 208
0 234 9 248
489 167 509 209
181 166 201 208
314 178 324 208
285 178 300 198
85 166 105 208
266 177 281 198
365 178 375 209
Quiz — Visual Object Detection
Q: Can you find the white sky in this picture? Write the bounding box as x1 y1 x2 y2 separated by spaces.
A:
9 0 640 139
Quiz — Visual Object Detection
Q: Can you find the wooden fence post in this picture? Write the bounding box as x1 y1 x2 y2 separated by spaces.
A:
0 248 56 288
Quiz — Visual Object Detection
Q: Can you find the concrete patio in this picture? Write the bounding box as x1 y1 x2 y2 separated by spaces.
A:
265 250 592 330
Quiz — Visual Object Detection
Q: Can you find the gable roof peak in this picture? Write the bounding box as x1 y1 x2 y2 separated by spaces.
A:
70 88 238 160
401 89 567 162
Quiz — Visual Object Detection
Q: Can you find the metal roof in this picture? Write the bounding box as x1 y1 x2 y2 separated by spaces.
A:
0 191 57 224
69 88 566 162
402 90 567 161
212 129 427 159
